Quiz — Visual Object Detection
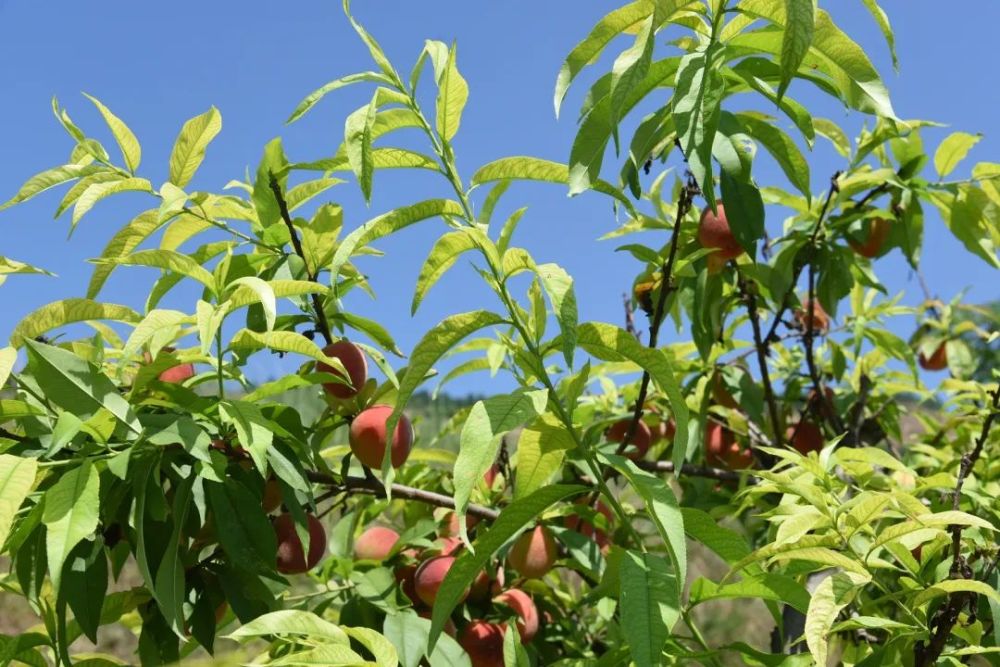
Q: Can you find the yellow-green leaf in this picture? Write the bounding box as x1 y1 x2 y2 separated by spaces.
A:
0 454 37 552
83 93 141 172
169 107 222 188
10 298 140 348
935 131 982 179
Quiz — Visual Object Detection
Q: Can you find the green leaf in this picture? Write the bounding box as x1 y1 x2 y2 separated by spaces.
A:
267 645 367 666
219 400 275 476
343 0 400 84
537 263 578 366
0 455 37 552
858 0 898 71
804 572 869 666
330 199 465 285
429 41 469 142
689 573 809 612
0 164 105 212
934 131 982 179
814 117 851 157
168 107 222 188
0 346 16 390
514 414 575 500
287 71 393 124
576 322 689 470
383 611 471 667
87 210 166 298
228 277 276 331
93 249 217 292
734 4 895 118
453 390 548 543
61 539 108 643
554 1 656 116
24 339 141 435
944 186 1000 268
252 137 289 230
912 579 1000 607
736 112 811 201
620 550 680 667
603 455 686 591
412 230 480 314
608 11 657 140
385 311 507 483
229 329 344 365
206 479 277 574
472 156 636 217
0 256 52 278
10 298 140 348
72 178 153 229
868 511 994 552
285 178 344 212
119 310 192 375
343 626 399 667
673 43 726 209
428 484 587 650
227 609 349 643
82 93 141 172
777 0 814 100
344 99 377 203
42 460 100 592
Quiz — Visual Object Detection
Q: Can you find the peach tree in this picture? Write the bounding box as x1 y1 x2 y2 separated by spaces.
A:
1 1 999 665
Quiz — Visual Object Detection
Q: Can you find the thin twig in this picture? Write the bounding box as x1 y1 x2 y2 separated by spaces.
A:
268 172 334 346
803 260 845 434
306 470 500 521
738 270 784 451
634 459 754 484
916 386 1000 666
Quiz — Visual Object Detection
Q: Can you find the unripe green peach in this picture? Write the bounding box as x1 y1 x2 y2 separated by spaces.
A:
316 340 368 399
349 404 413 469
273 513 326 574
507 526 557 579
493 588 539 642
355 526 400 561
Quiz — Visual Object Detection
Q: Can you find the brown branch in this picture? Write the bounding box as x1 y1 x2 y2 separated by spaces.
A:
634 459 755 484
762 172 841 346
738 271 784 452
803 259 845 435
268 172 334 346
306 470 500 521
916 386 1000 667
844 375 873 447
613 176 698 459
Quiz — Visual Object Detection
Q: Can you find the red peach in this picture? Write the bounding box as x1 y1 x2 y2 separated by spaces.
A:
354 526 400 561
508 526 557 579
395 563 420 606
349 405 413 469
564 499 613 550
705 423 753 470
653 419 676 445
415 556 467 606
918 343 948 371
262 478 283 514
273 513 326 574
316 340 368 399
606 419 653 460
459 620 506 667
469 565 505 604
786 421 824 455
848 217 891 258
698 203 744 261
794 299 830 334
493 588 539 643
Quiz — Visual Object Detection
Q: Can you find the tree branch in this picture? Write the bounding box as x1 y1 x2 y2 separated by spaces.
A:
269 172 334 346
916 386 1000 666
738 270 784 451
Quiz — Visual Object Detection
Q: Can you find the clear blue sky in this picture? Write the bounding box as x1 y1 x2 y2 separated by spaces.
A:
1 2 997 395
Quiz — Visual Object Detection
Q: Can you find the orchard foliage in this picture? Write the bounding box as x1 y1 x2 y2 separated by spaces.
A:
1 1 999 666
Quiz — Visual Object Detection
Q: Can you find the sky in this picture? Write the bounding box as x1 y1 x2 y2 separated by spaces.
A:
0 1 998 396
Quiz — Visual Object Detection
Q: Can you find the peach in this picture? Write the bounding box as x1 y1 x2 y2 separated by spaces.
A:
606 418 652 460
469 565 505 604
786 421 824 455
349 405 413 469
458 620 506 667
712 370 739 409
159 363 195 384
794 299 830 335
262 478 283 514
441 511 479 538
354 526 400 561
493 589 539 642
652 419 676 445
483 464 500 489
564 499 613 550
395 563 420 606
415 556 466 606
698 203 744 262
918 343 948 371
848 217 891 258
705 423 753 470
273 513 326 575
316 340 368 399
508 526 557 579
